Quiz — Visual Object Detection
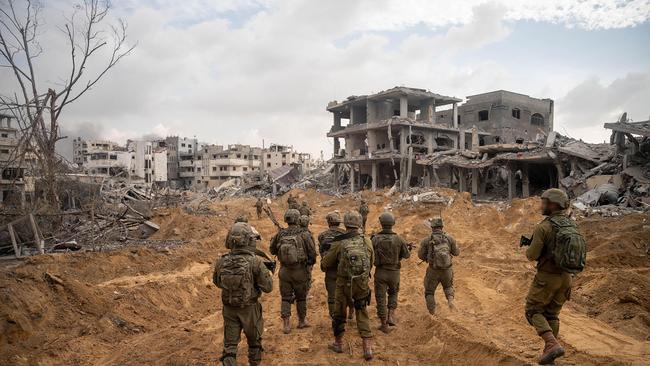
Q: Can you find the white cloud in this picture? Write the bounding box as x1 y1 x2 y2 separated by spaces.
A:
2 0 649 159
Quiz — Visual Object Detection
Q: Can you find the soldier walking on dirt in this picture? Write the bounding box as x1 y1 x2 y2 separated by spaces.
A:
358 199 369 232
287 194 299 210
213 222 273 366
299 201 311 217
255 198 264 219
321 211 375 360
372 211 411 333
317 212 349 319
270 209 317 334
523 189 586 365
418 217 459 314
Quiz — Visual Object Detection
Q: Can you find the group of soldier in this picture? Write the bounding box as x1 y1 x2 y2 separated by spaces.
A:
214 188 584 365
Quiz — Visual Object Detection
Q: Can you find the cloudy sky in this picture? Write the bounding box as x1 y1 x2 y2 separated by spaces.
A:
2 0 650 159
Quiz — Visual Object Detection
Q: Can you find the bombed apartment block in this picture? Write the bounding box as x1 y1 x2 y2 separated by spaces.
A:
327 86 489 191
447 90 554 144
263 143 312 173
0 114 27 203
195 144 263 189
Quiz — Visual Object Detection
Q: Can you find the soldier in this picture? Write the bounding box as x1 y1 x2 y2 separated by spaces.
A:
270 209 317 333
358 199 369 232
213 222 273 366
372 211 411 333
287 194 299 210
418 217 460 314
524 188 586 365
317 212 347 319
321 211 375 361
299 201 311 217
299 214 316 294
255 198 264 219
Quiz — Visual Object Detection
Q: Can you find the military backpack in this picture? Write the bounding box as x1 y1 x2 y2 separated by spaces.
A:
428 233 452 269
339 236 371 279
217 253 256 307
319 230 339 255
374 234 399 267
548 216 587 274
277 230 307 266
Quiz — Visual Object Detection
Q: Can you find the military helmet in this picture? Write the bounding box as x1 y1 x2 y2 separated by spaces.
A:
429 217 444 228
378 211 395 227
299 215 310 228
227 222 253 248
343 211 363 229
326 212 342 225
235 215 248 223
541 188 569 209
284 209 301 224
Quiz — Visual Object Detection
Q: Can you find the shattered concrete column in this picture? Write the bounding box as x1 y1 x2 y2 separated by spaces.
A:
522 164 530 198
508 166 516 201
471 126 479 151
371 162 377 191
420 98 434 123
458 168 467 192
426 131 437 154
459 130 466 150
452 102 459 128
350 164 355 193
400 96 408 118
400 127 408 155
349 106 356 125
367 130 377 155
334 138 340 157
471 168 479 199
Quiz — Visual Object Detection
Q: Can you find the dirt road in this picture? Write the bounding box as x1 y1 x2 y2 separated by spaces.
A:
1 189 649 365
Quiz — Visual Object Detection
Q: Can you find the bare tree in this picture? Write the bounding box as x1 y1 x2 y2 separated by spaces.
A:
0 0 135 207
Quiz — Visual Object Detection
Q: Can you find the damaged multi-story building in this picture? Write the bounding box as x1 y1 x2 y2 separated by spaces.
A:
445 90 554 144
262 143 312 173
327 86 489 191
0 114 27 203
196 144 263 189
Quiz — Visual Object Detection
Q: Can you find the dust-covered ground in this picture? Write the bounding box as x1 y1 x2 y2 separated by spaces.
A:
1 188 649 366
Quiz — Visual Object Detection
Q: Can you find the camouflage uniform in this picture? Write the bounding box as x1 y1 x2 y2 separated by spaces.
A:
358 201 369 231
299 202 311 217
255 198 264 219
269 210 317 332
372 217 410 329
321 211 375 360
418 219 459 314
213 223 273 366
318 213 345 318
287 194 300 210
525 213 573 337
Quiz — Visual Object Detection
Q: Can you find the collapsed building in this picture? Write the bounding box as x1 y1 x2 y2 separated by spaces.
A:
327 86 490 192
0 114 28 203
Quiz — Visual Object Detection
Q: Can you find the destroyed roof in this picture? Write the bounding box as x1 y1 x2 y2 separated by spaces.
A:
327 86 461 112
269 165 300 186
604 120 650 137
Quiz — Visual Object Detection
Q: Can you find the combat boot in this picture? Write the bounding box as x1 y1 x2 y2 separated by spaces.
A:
538 331 565 365
328 335 344 353
282 317 291 334
447 297 456 311
362 338 373 360
387 309 397 326
297 317 311 329
379 317 391 334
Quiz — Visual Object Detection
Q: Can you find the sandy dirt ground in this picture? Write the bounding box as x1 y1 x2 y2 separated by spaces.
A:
1 188 649 366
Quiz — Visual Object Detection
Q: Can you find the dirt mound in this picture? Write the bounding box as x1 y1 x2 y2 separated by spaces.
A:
1 189 649 365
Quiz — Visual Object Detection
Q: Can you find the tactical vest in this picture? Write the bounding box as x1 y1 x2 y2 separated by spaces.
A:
217 253 256 307
428 233 452 269
319 229 342 256
374 233 400 267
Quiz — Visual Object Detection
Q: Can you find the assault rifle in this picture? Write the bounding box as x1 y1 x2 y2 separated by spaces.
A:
520 235 532 247
263 205 284 230
406 242 417 251
253 247 277 274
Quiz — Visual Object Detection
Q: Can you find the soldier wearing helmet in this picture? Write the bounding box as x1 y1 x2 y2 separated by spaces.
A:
317 212 350 319
213 222 273 366
371 211 411 333
418 216 460 314
269 209 317 333
299 201 312 217
524 188 576 364
358 199 370 232
321 210 375 360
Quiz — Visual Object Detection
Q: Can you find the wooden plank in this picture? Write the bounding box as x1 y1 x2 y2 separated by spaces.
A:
8 223 20 258
29 214 44 254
